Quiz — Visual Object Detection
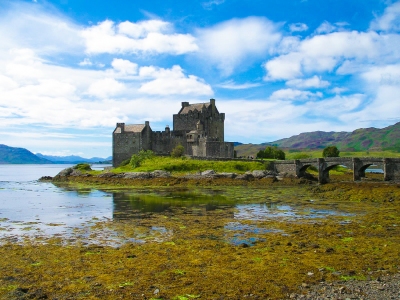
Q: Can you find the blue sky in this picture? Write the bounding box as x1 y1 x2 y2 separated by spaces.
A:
1 0 400 158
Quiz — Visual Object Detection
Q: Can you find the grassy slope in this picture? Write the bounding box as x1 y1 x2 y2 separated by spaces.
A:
112 156 268 175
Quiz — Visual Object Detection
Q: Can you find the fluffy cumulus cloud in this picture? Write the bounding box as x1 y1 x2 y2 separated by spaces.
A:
196 17 282 75
111 58 138 75
264 30 381 81
138 65 213 96
81 20 198 55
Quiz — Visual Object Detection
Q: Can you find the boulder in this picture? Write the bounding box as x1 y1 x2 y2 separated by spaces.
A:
215 172 237 179
201 170 216 176
150 170 171 178
235 173 254 180
123 172 151 179
56 167 73 177
97 172 118 178
251 170 268 179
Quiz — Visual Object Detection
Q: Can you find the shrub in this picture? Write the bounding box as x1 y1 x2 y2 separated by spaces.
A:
256 146 285 160
171 145 185 158
130 150 154 168
323 146 340 158
73 163 92 171
119 158 130 167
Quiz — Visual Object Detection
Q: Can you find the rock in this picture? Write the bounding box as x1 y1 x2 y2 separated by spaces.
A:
235 173 254 180
97 172 118 178
215 172 237 179
150 170 171 178
252 170 267 179
123 172 151 179
56 167 73 177
201 170 216 176
38 176 53 181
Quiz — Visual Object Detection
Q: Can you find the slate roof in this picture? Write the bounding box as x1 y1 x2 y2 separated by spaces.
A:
179 102 211 114
114 124 145 133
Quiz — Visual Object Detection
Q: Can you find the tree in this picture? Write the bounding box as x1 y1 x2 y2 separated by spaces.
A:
171 144 185 158
322 145 340 158
256 146 285 160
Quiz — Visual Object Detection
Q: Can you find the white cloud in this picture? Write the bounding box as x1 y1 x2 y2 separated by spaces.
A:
270 88 322 101
111 58 138 75
0 2 84 55
196 17 282 75
202 0 225 10
361 64 400 86
81 20 198 55
264 30 383 81
286 75 330 88
315 21 337 34
216 80 262 90
79 58 92 66
330 87 348 94
87 78 126 97
264 53 303 80
370 1 400 32
0 74 18 91
289 23 308 32
138 65 213 96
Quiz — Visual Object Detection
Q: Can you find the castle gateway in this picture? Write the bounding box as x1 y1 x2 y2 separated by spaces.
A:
112 99 235 166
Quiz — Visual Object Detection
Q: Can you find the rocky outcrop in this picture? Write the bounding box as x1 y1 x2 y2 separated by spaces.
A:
52 167 276 182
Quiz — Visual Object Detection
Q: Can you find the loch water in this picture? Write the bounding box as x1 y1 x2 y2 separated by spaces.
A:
0 164 352 246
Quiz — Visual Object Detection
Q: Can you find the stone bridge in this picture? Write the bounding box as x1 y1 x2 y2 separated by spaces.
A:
271 157 400 184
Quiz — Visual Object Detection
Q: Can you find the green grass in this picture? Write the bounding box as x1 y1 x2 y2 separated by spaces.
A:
113 156 267 175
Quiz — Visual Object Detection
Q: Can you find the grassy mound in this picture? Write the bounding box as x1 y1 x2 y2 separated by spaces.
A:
114 156 268 175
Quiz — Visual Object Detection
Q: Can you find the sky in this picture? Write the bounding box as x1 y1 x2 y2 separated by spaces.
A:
1 0 400 158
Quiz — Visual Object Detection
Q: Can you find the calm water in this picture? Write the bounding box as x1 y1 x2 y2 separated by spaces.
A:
0 164 351 246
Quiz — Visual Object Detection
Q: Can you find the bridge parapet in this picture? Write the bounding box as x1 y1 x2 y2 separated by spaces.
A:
272 157 400 184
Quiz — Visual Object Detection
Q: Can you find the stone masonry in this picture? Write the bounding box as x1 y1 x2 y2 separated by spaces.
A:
112 99 234 166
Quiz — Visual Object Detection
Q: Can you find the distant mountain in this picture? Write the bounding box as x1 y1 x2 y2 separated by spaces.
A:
36 154 112 164
0 145 52 164
235 122 400 157
273 122 400 151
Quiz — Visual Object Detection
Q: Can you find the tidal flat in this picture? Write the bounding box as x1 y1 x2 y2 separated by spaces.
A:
1 176 399 299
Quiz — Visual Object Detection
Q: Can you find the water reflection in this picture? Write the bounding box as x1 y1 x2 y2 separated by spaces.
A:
112 189 235 220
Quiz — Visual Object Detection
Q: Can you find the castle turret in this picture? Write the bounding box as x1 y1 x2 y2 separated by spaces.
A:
210 98 215 115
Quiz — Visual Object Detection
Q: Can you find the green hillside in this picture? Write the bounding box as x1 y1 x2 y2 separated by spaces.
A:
235 122 400 157
0 144 52 164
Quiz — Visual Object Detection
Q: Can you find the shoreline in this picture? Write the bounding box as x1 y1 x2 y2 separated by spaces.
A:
1 169 398 299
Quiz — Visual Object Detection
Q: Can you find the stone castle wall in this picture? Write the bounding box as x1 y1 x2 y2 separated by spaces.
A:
112 99 234 167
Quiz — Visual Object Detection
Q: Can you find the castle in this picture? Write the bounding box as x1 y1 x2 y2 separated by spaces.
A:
112 99 235 166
